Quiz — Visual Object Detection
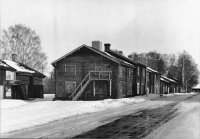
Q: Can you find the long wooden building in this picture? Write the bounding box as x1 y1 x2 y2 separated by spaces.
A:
51 42 137 100
51 41 181 101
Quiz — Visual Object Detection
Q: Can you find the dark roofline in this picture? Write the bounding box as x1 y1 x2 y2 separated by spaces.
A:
147 67 161 75
51 45 121 66
89 47 136 68
17 62 46 78
0 64 16 71
0 60 46 78
51 44 136 69
105 49 146 68
0 60 17 71
161 76 178 84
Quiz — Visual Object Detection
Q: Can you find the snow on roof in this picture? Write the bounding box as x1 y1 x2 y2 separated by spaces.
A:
2 60 35 73
0 61 9 67
105 52 134 67
161 75 177 83
147 67 160 74
192 84 200 89
160 78 169 83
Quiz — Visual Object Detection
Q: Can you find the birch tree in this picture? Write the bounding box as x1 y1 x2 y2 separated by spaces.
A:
177 51 199 92
0 24 47 72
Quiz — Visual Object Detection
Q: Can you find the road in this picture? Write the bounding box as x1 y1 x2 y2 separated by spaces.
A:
1 94 199 138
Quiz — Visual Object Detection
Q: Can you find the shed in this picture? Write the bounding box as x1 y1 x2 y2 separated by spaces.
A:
192 84 200 92
0 59 46 99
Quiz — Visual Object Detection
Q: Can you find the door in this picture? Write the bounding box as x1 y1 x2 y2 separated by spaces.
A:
65 81 76 94
119 81 123 98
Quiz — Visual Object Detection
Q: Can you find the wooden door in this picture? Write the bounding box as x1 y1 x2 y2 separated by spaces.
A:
65 81 76 94
119 81 123 98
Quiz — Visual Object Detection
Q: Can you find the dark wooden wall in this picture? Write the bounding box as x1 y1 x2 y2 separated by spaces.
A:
54 47 139 100
0 70 6 85
54 47 119 100
135 66 146 96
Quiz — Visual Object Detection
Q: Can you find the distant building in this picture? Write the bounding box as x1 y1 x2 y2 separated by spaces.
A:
160 76 180 94
192 84 200 93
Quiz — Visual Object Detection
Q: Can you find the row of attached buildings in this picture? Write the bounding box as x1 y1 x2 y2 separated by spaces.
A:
51 41 181 101
0 41 181 101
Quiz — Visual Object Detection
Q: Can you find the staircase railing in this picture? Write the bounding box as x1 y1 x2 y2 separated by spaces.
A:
69 71 112 100
69 72 91 99
89 71 111 80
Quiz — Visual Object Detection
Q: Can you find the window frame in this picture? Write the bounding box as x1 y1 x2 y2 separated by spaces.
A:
119 66 123 77
6 71 16 81
65 64 76 75
65 81 76 94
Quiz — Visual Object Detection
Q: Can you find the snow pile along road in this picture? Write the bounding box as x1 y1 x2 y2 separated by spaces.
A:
162 92 197 97
0 94 149 135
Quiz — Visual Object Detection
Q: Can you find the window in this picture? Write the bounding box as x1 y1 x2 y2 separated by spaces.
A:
119 66 123 77
137 83 140 94
142 68 145 78
137 67 140 76
129 68 133 77
65 64 76 75
6 71 16 80
95 64 101 75
65 81 76 94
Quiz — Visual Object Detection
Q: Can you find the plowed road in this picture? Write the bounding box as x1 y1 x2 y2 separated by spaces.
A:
2 94 200 139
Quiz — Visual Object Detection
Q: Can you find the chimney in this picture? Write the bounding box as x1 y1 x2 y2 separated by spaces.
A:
12 54 17 62
104 43 111 52
119 51 123 55
92 41 102 51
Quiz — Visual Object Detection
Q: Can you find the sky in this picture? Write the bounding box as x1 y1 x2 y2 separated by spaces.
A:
1 0 200 76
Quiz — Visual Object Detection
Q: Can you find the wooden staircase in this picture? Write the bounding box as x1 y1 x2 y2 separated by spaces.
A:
69 71 111 101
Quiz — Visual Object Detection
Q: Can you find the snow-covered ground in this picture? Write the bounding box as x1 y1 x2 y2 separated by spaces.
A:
144 93 200 139
162 92 198 97
0 92 197 135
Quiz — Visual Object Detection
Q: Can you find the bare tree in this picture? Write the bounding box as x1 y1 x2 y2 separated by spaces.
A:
177 51 199 92
1 24 48 72
129 51 167 74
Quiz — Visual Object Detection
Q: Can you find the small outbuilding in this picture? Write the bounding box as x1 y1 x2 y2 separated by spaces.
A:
0 57 46 100
192 84 200 93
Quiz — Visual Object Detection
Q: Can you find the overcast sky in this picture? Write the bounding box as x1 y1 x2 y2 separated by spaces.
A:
1 0 200 76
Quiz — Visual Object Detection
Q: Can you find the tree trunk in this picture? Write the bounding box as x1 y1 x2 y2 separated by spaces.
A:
186 81 188 93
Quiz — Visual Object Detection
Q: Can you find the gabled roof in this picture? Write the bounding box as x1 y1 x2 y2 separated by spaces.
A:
51 45 135 68
0 61 15 71
192 84 200 89
0 60 46 78
105 49 146 68
147 67 160 74
160 78 170 83
161 75 177 83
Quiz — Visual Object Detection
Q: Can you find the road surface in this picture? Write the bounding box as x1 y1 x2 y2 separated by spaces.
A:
1 94 199 138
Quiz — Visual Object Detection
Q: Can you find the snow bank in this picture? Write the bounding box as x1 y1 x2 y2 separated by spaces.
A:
1 94 153 134
162 92 197 97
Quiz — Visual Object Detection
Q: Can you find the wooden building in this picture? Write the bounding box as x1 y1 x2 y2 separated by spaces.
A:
104 44 147 96
191 84 200 93
160 75 180 94
0 58 46 100
51 41 181 101
146 67 161 95
51 42 138 100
